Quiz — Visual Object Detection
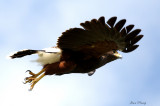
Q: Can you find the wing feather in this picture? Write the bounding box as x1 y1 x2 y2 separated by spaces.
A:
126 25 134 33
114 19 126 32
57 16 143 57
131 35 144 45
107 17 117 28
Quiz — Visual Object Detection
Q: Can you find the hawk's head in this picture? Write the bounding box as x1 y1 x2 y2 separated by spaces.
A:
107 50 122 59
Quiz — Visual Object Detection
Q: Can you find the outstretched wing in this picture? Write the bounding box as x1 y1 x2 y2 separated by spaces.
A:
57 16 143 57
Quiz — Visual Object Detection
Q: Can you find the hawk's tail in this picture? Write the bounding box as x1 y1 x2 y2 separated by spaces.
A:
8 49 41 59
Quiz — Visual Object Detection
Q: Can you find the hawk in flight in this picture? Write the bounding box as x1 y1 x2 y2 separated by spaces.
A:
9 16 143 90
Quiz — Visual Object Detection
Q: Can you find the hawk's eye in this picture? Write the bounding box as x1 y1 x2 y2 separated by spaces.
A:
113 50 116 53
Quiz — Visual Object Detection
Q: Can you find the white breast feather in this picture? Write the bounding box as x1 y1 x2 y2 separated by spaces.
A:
36 47 62 66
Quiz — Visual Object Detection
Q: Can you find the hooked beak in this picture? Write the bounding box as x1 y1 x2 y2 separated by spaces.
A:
114 52 122 59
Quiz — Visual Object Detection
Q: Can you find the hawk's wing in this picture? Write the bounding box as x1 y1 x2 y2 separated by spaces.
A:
57 16 143 57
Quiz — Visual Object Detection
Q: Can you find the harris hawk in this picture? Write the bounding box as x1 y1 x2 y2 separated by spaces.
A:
9 16 143 90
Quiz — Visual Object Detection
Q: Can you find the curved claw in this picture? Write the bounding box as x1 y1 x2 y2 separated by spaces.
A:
28 73 45 91
25 70 30 73
24 70 38 85
24 68 46 90
25 70 36 76
24 77 34 84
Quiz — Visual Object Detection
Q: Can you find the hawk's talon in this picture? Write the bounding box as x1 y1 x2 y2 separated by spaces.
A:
24 69 46 90
24 76 36 84
24 70 39 85
25 70 36 76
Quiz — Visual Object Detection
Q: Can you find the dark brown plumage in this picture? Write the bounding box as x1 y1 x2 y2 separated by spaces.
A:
9 16 143 90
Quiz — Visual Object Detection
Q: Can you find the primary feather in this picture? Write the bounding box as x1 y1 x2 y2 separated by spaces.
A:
57 16 143 58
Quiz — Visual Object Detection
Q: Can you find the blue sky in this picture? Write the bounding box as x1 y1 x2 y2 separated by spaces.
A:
0 0 160 106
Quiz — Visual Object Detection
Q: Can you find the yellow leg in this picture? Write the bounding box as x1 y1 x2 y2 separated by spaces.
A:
29 73 45 91
26 68 45 78
24 68 46 91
